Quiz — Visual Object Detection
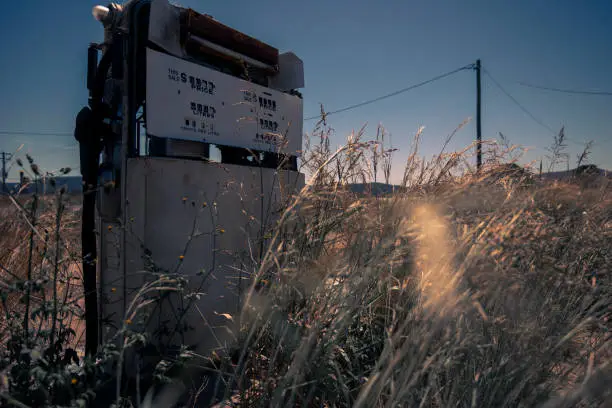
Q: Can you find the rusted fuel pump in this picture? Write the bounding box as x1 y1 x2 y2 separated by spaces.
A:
74 0 305 365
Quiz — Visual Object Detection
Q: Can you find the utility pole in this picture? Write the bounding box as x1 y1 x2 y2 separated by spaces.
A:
475 59 482 171
1 152 12 194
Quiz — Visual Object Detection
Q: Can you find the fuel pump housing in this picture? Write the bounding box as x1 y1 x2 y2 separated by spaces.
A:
76 0 305 369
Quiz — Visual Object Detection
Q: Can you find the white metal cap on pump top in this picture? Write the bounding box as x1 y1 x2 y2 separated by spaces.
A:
92 5 110 22
91 3 125 50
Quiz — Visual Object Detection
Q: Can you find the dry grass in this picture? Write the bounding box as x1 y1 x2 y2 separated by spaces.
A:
1 123 610 407
228 181 610 406
220 125 612 407
0 193 85 348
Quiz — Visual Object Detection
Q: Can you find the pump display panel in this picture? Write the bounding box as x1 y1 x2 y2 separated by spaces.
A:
146 48 304 155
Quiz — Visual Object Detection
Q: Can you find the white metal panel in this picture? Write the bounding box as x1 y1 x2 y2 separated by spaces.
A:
102 157 305 360
147 0 183 58
146 48 304 155
269 52 305 91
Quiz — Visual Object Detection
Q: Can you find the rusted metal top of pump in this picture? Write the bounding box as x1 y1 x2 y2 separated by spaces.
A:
180 8 279 67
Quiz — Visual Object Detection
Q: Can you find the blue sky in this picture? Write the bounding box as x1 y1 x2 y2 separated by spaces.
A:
1 0 611 183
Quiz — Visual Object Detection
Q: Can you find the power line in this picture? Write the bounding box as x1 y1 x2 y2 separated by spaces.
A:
485 69 611 148
304 64 475 121
483 68 559 136
519 82 612 96
1 67 608 153
0 130 73 137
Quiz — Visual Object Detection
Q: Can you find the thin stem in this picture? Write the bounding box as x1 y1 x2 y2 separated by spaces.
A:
23 188 38 344
50 191 64 360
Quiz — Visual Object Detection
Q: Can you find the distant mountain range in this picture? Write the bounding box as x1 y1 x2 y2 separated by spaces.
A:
5 176 83 195
347 165 611 196
347 182 403 196
3 165 609 196
540 165 610 181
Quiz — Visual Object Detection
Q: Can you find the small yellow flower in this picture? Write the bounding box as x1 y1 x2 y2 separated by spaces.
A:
179 255 185 261
71 378 78 385
111 287 117 293
182 196 188 202
218 229 225 234
125 319 132 325
202 202 208 208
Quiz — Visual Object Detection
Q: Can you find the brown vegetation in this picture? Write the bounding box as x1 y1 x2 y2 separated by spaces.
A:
0 124 610 407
